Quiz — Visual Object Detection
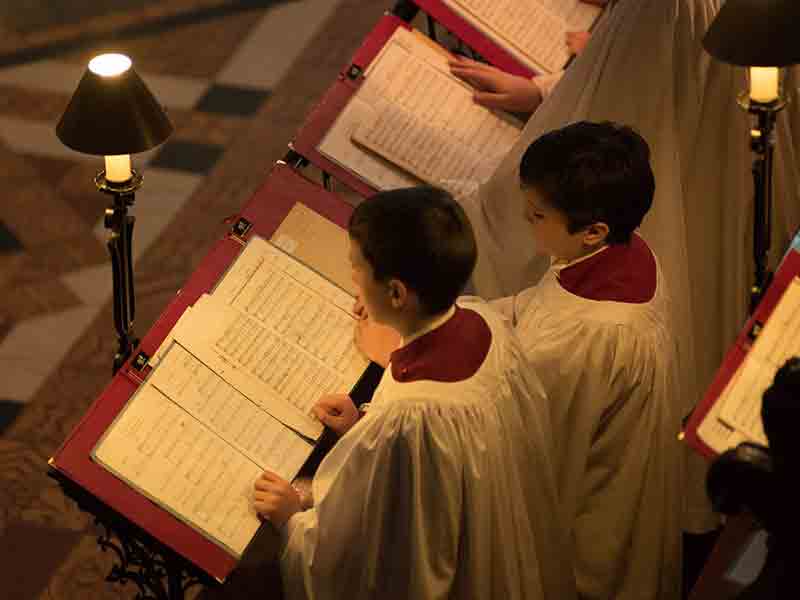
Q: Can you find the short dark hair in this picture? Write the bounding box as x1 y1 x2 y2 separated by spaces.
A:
348 186 477 316
519 121 655 244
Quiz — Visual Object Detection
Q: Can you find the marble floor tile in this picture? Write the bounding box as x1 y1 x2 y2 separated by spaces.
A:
0 177 98 247
217 0 344 90
0 115 100 162
0 304 103 402
62 6 269 80
0 519 82 600
1 277 83 322
0 59 210 110
60 264 114 307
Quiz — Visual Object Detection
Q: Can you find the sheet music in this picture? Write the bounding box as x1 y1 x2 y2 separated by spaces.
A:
172 294 360 431
443 0 602 74
317 95 421 190
150 343 314 479
350 28 521 196
213 237 367 379
214 236 354 315
319 27 519 194
715 278 800 445
93 363 264 557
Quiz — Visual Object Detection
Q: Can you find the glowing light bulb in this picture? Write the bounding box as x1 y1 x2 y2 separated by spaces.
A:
749 67 779 103
89 53 132 77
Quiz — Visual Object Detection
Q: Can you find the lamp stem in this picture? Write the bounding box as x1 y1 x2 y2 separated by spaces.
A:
99 173 142 374
749 107 779 313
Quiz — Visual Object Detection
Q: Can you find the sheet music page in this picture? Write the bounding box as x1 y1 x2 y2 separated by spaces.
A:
317 27 445 191
213 240 366 388
712 278 800 447
93 364 265 557
540 0 603 31
271 203 356 296
318 27 517 193
151 305 193 368
172 293 362 434
350 28 521 197
150 343 314 479
317 95 421 190
443 0 601 73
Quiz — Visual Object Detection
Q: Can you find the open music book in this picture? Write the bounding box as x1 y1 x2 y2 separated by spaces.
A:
696 277 800 454
441 0 603 74
93 236 368 557
319 26 522 196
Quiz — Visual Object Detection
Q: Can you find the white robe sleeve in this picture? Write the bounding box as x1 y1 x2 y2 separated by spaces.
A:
280 402 464 600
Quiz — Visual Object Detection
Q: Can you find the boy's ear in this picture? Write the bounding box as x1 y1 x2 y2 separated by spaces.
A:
583 222 610 247
388 279 409 309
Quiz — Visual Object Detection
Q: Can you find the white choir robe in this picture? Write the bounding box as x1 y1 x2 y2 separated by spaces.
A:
280 300 576 600
459 0 800 435
489 235 684 600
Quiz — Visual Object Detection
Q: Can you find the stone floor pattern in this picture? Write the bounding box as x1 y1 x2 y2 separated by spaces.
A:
0 1 392 597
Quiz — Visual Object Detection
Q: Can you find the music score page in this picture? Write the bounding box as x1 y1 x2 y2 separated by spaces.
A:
350 27 521 197
442 0 602 74
93 343 314 557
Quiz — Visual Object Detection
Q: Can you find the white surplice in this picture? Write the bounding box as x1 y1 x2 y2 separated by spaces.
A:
280 300 576 600
459 0 800 424
490 236 684 600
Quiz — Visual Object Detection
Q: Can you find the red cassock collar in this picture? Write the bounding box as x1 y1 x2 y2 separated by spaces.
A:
556 234 657 303
390 307 492 384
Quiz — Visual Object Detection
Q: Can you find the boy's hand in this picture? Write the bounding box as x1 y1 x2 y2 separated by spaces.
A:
254 470 301 527
355 318 401 367
353 294 367 320
580 0 608 5
313 394 360 436
449 56 543 113
566 31 592 56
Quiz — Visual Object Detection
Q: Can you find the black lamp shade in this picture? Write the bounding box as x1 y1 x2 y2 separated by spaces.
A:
703 0 800 66
56 62 173 156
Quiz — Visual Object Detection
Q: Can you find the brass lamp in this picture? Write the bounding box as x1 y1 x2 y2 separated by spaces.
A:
703 0 800 311
56 53 173 373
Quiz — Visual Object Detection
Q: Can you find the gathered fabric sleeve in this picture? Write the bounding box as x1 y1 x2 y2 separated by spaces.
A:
280 401 463 600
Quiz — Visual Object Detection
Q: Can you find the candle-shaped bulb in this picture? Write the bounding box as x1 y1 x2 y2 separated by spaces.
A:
750 67 779 103
105 154 132 182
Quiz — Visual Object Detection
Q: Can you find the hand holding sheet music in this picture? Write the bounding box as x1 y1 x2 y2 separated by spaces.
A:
318 27 522 195
443 0 603 74
351 28 522 196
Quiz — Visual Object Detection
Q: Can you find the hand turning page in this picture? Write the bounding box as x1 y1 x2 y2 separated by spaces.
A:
349 27 522 197
442 0 604 74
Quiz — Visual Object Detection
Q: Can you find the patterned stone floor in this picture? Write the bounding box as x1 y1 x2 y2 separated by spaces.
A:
0 1 390 597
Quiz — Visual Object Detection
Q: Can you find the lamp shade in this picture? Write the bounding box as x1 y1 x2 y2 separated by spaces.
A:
56 54 173 156
703 0 800 66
